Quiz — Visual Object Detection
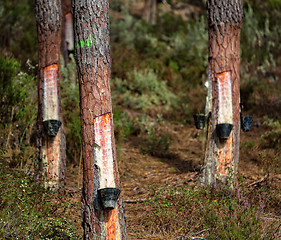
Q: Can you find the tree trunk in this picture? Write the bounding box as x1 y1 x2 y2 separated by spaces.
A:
72 0 127 239
61 0 73 65
142 0 157 25
35 0 66 189
200 0 243 187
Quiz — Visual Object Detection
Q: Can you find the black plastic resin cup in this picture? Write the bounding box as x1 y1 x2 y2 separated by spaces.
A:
241 116 253 132
43 120 62 137
98 188 121 210
216 123 233 140
193 114 206 130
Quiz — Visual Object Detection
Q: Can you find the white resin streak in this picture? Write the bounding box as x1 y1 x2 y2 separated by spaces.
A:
43 65 59 121
94 114 115 189
218 72 233 124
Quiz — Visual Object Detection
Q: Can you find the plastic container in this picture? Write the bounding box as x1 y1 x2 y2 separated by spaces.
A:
98 188 121 210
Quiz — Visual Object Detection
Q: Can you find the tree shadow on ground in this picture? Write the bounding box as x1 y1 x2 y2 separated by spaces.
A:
150 152 201 173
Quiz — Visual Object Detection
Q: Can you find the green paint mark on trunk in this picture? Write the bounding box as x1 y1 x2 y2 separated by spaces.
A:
75 37 96 48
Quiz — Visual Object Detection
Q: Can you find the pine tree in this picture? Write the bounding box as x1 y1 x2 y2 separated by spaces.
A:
35 0 66 189
72 0 127 238
200 0 243 187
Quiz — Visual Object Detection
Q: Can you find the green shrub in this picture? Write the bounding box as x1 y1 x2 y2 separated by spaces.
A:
261 117 281 149
112 68 176 110
0 56 37 156
241 4 280 80
113 108 138 142
0 0 37 64
138 114 171 156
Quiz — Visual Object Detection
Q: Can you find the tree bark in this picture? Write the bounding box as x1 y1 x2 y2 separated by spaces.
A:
35 0 66 189
72 0 127 239
142 0 157 25
200 0 243 187
61 0 73 65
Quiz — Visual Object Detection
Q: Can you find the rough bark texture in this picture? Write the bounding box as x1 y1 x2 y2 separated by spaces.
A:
200 0 243 187
72 0 127 239
35 0 66 189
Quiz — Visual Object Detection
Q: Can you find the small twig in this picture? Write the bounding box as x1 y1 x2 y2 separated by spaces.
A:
124 198 147 203
174 236 207 240
261 217 281 221
193 229 209 236
264 214 281 219
247 174 269 187
187 237 207 240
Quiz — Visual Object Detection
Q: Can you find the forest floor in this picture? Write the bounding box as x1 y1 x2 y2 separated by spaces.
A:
65 113 281 239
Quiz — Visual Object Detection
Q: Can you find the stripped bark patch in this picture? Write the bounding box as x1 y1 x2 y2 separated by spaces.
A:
105 207 121 240
217 134 233 176
42 134 60 187
43 64 59 121
93 113 115 189
217 71 233 124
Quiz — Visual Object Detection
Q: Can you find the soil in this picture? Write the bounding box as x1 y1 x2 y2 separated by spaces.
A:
65 113 281 239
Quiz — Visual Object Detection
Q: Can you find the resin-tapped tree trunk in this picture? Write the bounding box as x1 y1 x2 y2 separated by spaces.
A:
72 0 127 239
35 0 66 189
200 0 243 187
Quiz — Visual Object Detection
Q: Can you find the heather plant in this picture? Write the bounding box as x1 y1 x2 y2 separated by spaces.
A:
142 183 275 239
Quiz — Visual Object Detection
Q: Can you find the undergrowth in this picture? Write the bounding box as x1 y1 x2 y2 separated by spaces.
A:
0 158 81 239
142 181 278 239
112 68 176 110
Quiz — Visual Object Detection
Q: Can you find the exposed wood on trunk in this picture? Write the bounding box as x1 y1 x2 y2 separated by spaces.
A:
72 0 127 238
35 0 66 189
200 0 243 187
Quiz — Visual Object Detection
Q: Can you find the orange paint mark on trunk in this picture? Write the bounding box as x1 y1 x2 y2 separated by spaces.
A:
105 207 120 240
45 64 58 73
44 64 58 97
217 134 233 176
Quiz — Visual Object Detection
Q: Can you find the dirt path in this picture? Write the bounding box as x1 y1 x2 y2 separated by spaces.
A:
65 117 281 239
